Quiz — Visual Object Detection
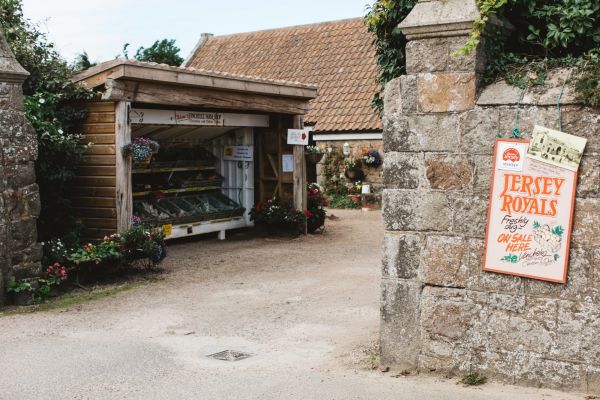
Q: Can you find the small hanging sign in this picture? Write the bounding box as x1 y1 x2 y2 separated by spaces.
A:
483 136 582 283
287 129 309 146
223 145 253 162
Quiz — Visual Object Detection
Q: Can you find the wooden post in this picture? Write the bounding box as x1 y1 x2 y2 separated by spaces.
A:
115 101 132 233
292 115 307 234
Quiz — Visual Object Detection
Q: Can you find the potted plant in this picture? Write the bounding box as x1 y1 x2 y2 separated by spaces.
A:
344 159 363 180
346 181 362 205
250 198 307 236
121 137 160 166
306 183 328 233
305 145 325 164
5 276 35 306
361 149 382 168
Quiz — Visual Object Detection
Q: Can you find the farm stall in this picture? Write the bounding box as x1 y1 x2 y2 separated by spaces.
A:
71 60 317 240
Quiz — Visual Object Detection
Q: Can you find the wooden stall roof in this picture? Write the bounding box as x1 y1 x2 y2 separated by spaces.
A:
72 59 318 114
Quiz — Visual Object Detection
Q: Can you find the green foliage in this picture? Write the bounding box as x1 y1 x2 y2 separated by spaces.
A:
134 39 184 66
67 226 167 267
327 194 361 210
453 0 508 57
364 0 417 112
121 225 167 263
68 241 122 266
457 0 600 106
460 372 488 386
1 0 93 240
71 51 96 72
575 50 600 107
5 276 33 293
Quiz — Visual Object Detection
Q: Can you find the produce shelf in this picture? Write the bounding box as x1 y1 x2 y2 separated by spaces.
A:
132 186 221 197
132 166 216 174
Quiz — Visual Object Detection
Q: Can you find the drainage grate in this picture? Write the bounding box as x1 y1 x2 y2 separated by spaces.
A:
207 350 252 362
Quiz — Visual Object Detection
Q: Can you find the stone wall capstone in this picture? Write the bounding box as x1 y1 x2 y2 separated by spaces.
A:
381 0 600 393
0 30 42 306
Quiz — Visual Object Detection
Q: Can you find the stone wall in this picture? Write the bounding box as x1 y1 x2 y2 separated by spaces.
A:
0 32 41 305
380 0 600 393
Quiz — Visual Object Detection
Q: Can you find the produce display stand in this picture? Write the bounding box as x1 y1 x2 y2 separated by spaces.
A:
70 60 317 240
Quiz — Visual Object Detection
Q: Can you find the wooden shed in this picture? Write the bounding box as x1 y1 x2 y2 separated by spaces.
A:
71 60 317 240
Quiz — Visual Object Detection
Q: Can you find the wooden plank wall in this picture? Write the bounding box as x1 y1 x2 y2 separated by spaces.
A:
256 115 294 203
70 102 118 239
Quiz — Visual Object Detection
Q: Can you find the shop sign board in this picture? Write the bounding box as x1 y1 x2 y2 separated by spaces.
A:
129 108 269 127
483 137 580 283
223 145 253 162
175 111 224 126
287 129 309 146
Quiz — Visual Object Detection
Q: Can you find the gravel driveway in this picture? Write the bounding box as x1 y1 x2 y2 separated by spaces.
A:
0 210 583 399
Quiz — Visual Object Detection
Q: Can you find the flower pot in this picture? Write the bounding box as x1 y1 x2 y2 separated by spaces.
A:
133 157 152 169
305 152 324 164
350 194 362 205
255 222 300 237
13 291 33 306
307 215 326 234
345 168 364 181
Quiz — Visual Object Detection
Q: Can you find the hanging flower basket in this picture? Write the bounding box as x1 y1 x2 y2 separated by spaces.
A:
122 137 160 165
305 146 325 164
345 168 364 181
305 152 324 164
361 149 382 168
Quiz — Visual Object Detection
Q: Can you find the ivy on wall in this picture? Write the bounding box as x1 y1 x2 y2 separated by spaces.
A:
364 0 418 113
364 0 600 108
459 0 600 107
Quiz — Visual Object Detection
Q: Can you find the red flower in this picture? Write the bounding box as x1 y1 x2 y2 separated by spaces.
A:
304 210 313 219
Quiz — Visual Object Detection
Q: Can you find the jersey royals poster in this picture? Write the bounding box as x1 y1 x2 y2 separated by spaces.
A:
483 138 579 283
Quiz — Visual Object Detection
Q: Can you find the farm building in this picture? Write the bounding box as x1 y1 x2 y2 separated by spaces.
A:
71 59 316 240
183 18 384 190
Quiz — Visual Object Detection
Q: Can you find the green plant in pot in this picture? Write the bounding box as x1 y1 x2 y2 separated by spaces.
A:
344 158 363 180
5 277 35 306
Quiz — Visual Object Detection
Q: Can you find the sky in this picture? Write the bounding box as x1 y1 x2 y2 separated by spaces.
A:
21 0 372 63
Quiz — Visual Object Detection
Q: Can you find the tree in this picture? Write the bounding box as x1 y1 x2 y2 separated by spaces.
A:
134 39 184 66
72 51 96 72
0 0 92 241
364 0 418 113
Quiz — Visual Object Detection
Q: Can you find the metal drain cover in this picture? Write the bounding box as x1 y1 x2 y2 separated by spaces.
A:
207 350 252 362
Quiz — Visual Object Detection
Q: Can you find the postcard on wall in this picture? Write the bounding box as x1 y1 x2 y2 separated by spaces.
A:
526 125 587 172
483 138 578 283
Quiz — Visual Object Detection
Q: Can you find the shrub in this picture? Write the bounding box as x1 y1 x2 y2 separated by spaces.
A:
250 198 307 231
1 0 93 240
306 183 328 233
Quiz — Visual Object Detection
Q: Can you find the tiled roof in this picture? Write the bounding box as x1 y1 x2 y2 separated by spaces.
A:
186 18 382 133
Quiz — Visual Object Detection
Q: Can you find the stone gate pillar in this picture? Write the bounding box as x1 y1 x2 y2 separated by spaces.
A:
380 0 489 368
0 30 42 305
381 0 600 393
